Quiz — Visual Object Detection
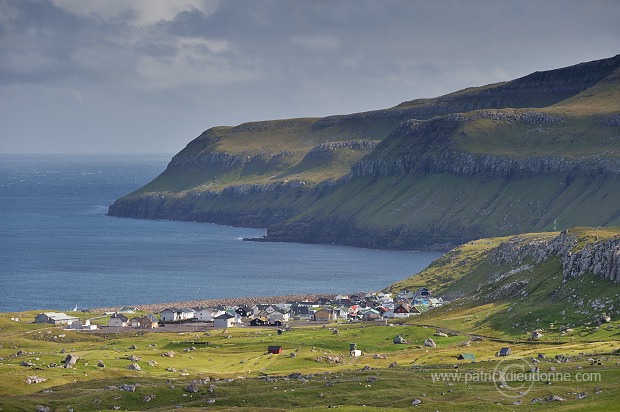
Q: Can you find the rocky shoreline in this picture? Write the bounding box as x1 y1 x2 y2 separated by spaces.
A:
93 293 337 314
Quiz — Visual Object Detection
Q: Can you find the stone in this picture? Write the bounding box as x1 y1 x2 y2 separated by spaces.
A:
64 354 79 366
36 406 51 412
26 376 47 384
128 355 141 362
434 331 448 337
184 384 199 393
119 384 136 392
127 363 142 371
20 361 34 367
424 338 436 348
412 398 422 406
545 395 565 402
97 361 105 368
161 351 176 358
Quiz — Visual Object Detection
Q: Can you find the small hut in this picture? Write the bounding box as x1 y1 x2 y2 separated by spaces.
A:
267 346 283 354
498 347 512 357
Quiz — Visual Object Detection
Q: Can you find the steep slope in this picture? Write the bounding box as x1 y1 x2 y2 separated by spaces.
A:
109 55 620 250
389 227 620 338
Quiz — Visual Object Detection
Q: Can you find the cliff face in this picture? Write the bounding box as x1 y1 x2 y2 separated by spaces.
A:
109 54 620 251
491 230 620 283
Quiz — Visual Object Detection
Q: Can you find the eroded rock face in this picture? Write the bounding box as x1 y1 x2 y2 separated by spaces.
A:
490 231 620 282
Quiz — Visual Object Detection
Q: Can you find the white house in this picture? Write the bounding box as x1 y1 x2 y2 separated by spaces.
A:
66 319 97 331
108 313 129 327
179 308 196 321
214 313 236 328
159 308 181 323
267 310 290 325
195 308 224 322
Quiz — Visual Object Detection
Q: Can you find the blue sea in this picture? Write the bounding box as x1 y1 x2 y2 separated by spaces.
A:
0 154 441 312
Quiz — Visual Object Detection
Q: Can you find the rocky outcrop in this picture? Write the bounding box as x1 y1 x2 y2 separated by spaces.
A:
352 111 620 178
490 231 620 282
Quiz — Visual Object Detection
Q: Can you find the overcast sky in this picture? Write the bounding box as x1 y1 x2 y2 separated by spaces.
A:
1 0 619 154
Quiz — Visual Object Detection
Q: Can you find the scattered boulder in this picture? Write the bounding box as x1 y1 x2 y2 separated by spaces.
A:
388 362 399 368
424 338 436 348
142 395 155 402
165 367 177 372
26 376 47 384
546 395 565 402
63 354 79 368
161 351 176 358
373 354 388 359
412 399 422 406
147 360 158 367
127 363 142 371
127 355 141 362
184 383 199 393
576 392 588 400
129 345 137 349
36 406 51 412
531 330 543 340
97 361 105 368
434 331 448 337
119 384 136 392
367 376 378 383
20 361 34 367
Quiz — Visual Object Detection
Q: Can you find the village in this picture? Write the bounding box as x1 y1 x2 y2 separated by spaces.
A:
30 288 542 361
33 288 444 332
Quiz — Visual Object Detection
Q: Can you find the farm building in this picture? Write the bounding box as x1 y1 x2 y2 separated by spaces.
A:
34 312 79 325
267 346 283 354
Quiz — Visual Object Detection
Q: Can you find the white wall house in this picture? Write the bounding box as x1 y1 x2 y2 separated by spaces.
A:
108 313 129 327
267 311 289 325
159 308 180 323
196 308 224 322
213 313 236 329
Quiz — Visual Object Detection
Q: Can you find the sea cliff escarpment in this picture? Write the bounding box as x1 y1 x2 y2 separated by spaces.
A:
109 55 620 251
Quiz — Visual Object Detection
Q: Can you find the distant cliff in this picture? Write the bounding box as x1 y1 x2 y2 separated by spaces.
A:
109 54 620 250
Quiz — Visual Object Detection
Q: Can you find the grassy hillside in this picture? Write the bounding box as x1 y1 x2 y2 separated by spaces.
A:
109 54 620 250
389 227 620 339
3 227 620 411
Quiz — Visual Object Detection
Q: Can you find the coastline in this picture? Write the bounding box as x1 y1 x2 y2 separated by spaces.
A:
92 293 337 313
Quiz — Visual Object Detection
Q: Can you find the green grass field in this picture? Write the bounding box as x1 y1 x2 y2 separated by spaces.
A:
1 312 619 411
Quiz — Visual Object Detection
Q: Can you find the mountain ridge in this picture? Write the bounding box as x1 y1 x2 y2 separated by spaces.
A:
108 54 620 250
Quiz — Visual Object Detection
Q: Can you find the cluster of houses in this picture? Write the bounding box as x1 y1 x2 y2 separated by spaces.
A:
153 287 444 328
33 288 445 331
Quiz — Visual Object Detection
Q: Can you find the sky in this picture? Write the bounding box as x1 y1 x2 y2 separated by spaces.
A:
0 0 619 154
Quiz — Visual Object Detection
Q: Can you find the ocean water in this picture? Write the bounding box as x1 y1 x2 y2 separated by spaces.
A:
0 154 441 312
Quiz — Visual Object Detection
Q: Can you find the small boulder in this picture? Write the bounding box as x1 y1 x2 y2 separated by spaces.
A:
434 331 448 337
26 376 47 384
412 398 422 406
64 354 79 366
424 338 436 348
531 330 543 340
184 383 199 393
127 363 142 371
161 351 176 358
